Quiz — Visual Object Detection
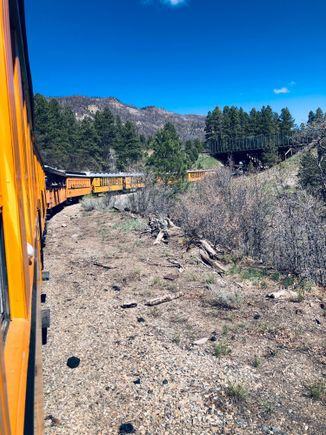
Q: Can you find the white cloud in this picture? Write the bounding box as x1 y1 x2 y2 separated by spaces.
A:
273 87 290 94
161 0 187 6
142 0 187 6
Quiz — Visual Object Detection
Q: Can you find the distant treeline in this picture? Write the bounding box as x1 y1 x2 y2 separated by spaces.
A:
33 94 203 173
205 106 325 147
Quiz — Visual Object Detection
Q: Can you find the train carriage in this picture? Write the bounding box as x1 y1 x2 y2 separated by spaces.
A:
0 0 46 432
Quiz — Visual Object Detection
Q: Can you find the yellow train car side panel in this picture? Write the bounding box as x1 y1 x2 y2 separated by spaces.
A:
66 177 92 198
92 177 110 194
46 187 66 209
108 176 123 192
0 0 45 433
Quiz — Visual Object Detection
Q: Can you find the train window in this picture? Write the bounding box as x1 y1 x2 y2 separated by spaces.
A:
0 212 9 335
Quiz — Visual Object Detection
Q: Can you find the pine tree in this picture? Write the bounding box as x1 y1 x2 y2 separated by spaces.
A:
147 123 188 181
299 148 326 201
205 107 223 149
308 111 315 124
185 139 201 165
94 108 117 170
315 107 324 123
249 108 261 136
261 142 279 167
260 106 279 136
76 118 101 171
279 107 295 136
119 121 143 170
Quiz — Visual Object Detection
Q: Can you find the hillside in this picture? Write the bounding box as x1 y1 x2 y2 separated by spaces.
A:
52 96 206 141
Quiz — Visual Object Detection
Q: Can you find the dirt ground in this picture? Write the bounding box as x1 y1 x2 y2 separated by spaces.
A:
42 202 326 435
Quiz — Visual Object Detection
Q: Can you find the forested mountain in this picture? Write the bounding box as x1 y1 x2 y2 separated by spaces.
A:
33 94 203 173
52 96 206 141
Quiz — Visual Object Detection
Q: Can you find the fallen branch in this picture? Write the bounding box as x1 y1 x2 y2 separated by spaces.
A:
153 230 167 245
199 239 224 260
199 249 228 274
93 262 117 270
167 258 183 269
145 292 183 306
146 262 182 269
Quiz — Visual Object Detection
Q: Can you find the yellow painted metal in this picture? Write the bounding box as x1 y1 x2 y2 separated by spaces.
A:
0 0 46 432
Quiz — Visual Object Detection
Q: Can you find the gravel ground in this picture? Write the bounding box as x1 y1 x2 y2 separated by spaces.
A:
42 203 326 435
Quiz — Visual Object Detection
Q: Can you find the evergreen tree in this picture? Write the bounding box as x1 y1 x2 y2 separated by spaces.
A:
147 123 188 181
308 110 315 124
261 142 279 167
205 106 223 148
279 107 295 136
249 108 261 136
238 107 250 138
299 149 326 201
94 108 117 170
76 118 101 171
185 139 202 165
260 105 279 136
117 121 143 170
315 107 324 123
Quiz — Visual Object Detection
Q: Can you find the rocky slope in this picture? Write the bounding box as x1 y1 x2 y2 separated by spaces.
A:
52 96 206 141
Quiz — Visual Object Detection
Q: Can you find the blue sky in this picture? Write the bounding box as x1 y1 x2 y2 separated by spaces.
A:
25 0 326 123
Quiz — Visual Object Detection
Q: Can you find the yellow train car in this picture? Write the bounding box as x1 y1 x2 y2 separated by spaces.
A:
187 169 216 183
66 177 92 199
107 176 124 192
46 187 66 210
123 174 145 190
92 177 110 194
0 0 46 433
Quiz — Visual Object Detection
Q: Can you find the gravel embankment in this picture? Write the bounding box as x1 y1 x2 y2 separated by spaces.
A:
42 204 326 435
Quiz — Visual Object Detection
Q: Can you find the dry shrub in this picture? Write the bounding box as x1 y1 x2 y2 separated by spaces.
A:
173 168 326 286
128 175 176 216
208 285 243 310
80 195 108 211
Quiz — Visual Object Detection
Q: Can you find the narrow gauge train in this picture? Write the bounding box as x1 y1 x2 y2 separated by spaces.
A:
45 166 214 211
0 1 215 433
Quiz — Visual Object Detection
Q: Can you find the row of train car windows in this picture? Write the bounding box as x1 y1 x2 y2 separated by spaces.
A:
0 212 9 336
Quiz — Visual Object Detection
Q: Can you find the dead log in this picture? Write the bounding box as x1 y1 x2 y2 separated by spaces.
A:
145 292 183 306
153 230 166 245
199 249 228 274
166 217 180 229
199 239 224 260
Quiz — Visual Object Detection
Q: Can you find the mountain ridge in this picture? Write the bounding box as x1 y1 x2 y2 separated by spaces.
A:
51 95 206 141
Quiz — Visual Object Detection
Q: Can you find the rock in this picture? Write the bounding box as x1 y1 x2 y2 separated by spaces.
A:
320 303 325 310
137 317 145 323
266 289 298 301
119 423 136 434
112 285 121 292
210 334 217 342
193 337 209 345
254 313 261 320
163 274 179 281
315 318 321 325
162 379 168 385
61 224 67 228
67 356 80 369
121 302 137 309
45 415 60 427
133 378 141 385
